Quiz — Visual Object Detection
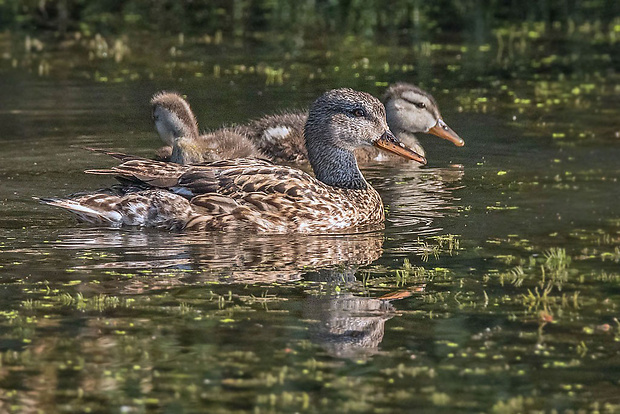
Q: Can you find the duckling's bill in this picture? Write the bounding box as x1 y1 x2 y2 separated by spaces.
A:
373 130 427 165
428 119 464 146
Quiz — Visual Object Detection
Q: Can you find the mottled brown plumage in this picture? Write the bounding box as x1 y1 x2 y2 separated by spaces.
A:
153 83 463 165
42 88 425 233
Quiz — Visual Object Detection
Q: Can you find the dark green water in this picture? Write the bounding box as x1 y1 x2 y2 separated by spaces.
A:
0 26 619 413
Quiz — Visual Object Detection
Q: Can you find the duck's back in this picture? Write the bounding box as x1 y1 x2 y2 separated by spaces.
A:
242 112 309 164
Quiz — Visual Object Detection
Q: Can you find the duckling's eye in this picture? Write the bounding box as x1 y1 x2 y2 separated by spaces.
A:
352 108 366 117
402 98 426 109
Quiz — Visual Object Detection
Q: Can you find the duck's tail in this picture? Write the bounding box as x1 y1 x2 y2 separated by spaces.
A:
37 190 195 230
38 194 128 227
37 195 124 226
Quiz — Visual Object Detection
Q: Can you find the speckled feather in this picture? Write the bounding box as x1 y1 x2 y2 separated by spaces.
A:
77 155 385 232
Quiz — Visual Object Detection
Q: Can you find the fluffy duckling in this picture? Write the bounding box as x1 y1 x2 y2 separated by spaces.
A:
42 89 425 233
380 83 463 157
152 83 463 164
151 92 262 164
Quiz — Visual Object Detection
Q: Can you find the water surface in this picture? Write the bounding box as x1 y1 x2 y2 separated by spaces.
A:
0 27 618 413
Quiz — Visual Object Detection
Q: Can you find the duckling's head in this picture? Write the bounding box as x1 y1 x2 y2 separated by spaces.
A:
305 88 426 163
305 88 426 189
383 83 464 147
151 92 199 145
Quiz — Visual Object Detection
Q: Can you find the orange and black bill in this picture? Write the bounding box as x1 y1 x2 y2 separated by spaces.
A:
428 119 464 147
373 130 427 165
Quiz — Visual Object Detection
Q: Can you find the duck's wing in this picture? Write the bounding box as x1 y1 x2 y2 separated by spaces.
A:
85 156 345 227
187 159 357 232
86 157 192 188
85 156 330 200
81 152 371 229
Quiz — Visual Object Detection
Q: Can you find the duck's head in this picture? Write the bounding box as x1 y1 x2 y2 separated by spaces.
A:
383 83 464 147
305 88 426 189
151 92 199 145
305 88 426 164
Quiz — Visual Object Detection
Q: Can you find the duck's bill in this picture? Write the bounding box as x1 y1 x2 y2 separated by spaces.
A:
428 119 465 146
373 130 427 165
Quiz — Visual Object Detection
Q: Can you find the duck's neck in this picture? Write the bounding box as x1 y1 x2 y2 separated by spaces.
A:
170 138 188 164
157 109 199 144
307 141 368 190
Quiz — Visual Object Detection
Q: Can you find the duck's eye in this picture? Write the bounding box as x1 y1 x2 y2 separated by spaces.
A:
352 108 366 117
415 102 426 109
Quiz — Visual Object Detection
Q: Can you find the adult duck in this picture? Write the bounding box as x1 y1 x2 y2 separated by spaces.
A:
152 82 463 165
41 88 425 233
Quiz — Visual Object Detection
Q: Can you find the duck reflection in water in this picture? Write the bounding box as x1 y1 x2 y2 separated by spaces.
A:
55 229 384 284
303 291 397 359
302 267 418 359
303 268 396 358
48 228 426 359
